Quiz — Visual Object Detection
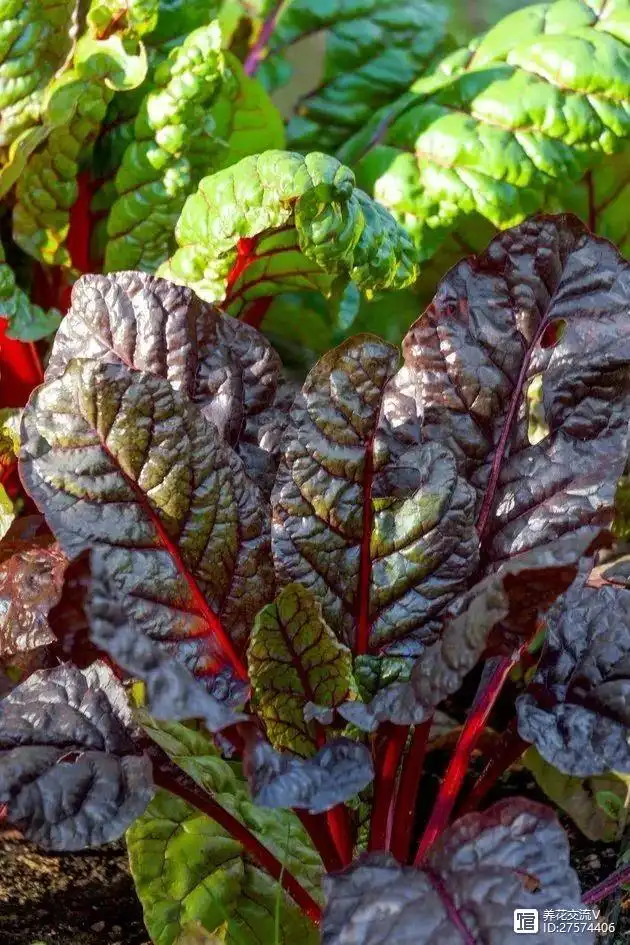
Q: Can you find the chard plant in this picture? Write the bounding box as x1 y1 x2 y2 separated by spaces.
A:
1 2 630 944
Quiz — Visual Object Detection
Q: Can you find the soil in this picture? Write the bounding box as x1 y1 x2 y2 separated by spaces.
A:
0 831 149 945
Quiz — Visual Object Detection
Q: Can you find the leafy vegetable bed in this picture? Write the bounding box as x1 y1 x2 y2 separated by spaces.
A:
2 2 630 944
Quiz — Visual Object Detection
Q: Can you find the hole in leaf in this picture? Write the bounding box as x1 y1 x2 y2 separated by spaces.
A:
539 318 567 349
526 374 549 445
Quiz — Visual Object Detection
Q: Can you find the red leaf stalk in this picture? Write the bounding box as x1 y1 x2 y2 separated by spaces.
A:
456 719 529 817
153 767 322 924
414 656 517 864
0 320 43 407
67 172 93 276
295 811 343 872
368 723 408 852
583 864 630 905
244 1 287 76
326 803 354 867
390 717 433 863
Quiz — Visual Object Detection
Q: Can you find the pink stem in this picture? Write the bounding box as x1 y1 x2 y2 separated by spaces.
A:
244 1 286 76
583 864 630 905
414 656 517 864
456 719 529 817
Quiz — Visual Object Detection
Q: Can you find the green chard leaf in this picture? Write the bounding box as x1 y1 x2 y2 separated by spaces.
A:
0 238 60 340
0 0 78 164
159 150 418 322
128 790 319 945
138 717 324 900
104 23 284 273
258 0 451 153
248 583 357 757
91 0 224 261
11 0 152 267
340 0 630 262
523 747 630 843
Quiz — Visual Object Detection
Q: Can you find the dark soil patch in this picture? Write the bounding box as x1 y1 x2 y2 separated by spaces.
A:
0 832 149 945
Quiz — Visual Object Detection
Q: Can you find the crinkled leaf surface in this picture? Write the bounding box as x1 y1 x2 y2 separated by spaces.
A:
260 0 451 153
104 24 284 273
517 582 630 776
45 271 287 493
245 737 374 814
20 358 274 677
90 0 224 255
342 530 606 730
341 0 630 261
248 583 357 757
159 150 418 320
0 542 67 658
402 215 630 565
0 239 60 341
524 747 630 843
128 789 319 945
0 662 153 849
88 564 246 732
273 215 630 700
272 333 479 654
0 0 77 158
11 0 150 266
138 715 324 899
322 799 591 944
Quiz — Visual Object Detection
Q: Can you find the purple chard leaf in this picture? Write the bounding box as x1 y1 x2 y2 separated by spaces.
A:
322 799 591 944
20 358 274 681
88 559 248 732
0 662 154 850
244 736 374 815
517 581 630 776
45 271 287 495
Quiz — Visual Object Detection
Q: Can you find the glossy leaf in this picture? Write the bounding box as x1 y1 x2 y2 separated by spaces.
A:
260 0 451 153
0 0 77 162
46 270 286 492
0 662 154 849
0 542 67 659
342 529 607 730
128 789 319 945
272 333 479 653
402 215 630 564
245 737 374 814
138 715 324 899
248 583 357 757
20 358 274 677
11 0 150 267
322 799 591 944
104 24 284 272
341 0 630 261
517 582 630 776
159 150 418 320
88 563 247 732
